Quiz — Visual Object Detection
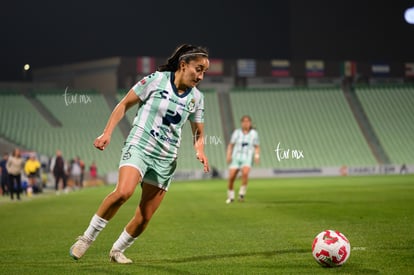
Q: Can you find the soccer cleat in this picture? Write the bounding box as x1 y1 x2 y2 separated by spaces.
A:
109 249 133 264
225 198 234 204
238 195 245 202
69 235 92 260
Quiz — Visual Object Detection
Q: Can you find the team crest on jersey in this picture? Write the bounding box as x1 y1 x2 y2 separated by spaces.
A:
122 151 132 160
187 98 196 112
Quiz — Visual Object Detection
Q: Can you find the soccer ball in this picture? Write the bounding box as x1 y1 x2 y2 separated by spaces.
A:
312 230 351 267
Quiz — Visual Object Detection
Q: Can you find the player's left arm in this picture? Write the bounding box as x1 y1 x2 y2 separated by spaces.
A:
254 145 260 164
254 131 260 164
190 121 209 173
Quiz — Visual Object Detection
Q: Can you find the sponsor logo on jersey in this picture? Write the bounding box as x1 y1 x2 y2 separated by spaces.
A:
150 129 178 144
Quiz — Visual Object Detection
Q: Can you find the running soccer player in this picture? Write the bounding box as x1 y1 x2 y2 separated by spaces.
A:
69 44 210 264
226 115 260 203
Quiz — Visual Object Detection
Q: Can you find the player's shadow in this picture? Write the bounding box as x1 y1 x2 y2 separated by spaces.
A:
139 249 380 275
134 249 309 274
162 248 308 263
263 200 333 205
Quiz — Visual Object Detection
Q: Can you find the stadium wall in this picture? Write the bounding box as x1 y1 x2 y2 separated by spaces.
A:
105 164 413 184
32 57 122 94
31 57 414 93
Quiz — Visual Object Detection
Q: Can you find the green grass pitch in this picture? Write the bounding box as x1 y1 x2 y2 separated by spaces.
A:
1 175 413 274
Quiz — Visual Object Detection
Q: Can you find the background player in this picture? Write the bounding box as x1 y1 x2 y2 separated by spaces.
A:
226 115 260 203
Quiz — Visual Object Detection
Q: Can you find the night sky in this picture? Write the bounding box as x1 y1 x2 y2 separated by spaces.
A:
1 0 413 80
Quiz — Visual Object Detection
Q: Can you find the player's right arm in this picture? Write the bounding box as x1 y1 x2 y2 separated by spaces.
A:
94 89 141 151
226 130 238 164
226 143 234 164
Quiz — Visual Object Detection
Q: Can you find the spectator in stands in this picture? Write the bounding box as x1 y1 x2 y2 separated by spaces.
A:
226 115 260 203
7 148 24 200
0 152 9 196
24 153 41 194
70 44 209 264
89 161 97 180
50 150 67 194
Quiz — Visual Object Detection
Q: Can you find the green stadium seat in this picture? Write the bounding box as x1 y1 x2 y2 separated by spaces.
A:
355 84 414 164
229 87 377 168
2 84 411 178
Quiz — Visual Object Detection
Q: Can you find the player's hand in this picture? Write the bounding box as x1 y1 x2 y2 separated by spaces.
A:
254 154 260 165
226 155 232 164
196 152 210 173
94 133 111 151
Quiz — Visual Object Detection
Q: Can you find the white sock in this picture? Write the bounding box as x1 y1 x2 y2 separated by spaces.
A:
112 229 137 252
239 185 247 196
83 214 108 241
227 190 235 200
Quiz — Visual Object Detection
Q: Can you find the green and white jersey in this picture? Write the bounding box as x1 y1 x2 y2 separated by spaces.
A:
230 128 259 162
126 71 204 160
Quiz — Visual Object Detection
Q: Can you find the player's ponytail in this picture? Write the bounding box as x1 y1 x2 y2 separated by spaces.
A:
158 44 209 72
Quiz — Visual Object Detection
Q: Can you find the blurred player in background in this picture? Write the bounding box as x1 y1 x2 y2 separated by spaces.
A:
226 115 260 203
69 44 210 264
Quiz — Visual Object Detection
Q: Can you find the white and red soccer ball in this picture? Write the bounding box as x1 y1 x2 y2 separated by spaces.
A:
312 230 351 267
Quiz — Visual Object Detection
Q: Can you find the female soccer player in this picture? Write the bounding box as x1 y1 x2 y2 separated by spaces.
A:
69 44 210 264
226 115 260 203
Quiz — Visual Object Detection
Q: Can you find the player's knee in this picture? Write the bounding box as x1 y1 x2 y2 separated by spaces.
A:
241 172 249 180
113 189 134 204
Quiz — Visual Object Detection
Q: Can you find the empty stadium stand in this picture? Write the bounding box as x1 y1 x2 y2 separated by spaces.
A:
0 89 125 176
355 84 414 165
1 83 413 179
229 87 378 168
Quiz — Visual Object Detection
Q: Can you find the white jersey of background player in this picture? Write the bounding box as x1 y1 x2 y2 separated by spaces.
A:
226 115 260 203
